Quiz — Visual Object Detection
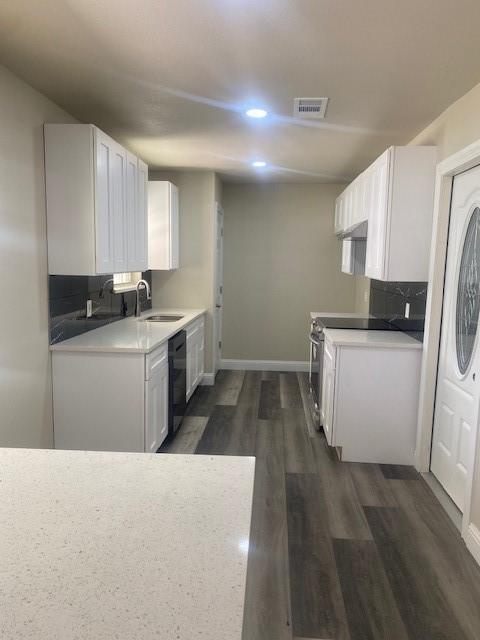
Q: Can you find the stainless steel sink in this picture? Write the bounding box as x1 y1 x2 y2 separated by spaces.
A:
143 314 184 322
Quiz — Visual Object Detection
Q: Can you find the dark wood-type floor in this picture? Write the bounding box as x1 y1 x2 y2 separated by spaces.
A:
160 370 480 640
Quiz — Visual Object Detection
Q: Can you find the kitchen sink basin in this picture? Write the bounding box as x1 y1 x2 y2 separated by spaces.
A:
143 314 184 322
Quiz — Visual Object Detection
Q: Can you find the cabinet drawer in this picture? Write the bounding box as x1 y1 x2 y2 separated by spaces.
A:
145 343 168 380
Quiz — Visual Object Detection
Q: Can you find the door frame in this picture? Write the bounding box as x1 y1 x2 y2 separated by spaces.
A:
212 202 224 376
416 137 480 560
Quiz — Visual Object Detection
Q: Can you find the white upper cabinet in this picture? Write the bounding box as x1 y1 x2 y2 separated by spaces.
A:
126 156 148 272
44 124 149 275
334 146 436 281
148 181 180 270
364 149 390 279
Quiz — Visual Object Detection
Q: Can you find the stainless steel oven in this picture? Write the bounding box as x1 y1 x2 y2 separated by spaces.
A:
309 320 324 428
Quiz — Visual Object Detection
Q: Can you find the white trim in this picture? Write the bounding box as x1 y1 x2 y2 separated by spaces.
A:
465 524 480 566
200 372 216 386
416 136 480 565
212 202 224 376
220 359 309 372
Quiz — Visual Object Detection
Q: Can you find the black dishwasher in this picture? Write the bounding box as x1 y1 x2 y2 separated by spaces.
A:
168 330 187 436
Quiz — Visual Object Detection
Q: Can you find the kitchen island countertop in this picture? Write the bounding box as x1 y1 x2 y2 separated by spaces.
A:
0 448 255 640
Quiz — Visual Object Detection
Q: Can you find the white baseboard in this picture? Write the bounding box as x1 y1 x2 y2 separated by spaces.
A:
219 359 309 372
200 373 215 386
465 523 480 566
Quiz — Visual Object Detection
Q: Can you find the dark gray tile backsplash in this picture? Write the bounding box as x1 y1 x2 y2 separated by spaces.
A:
49 272 152 344
369 280 427 338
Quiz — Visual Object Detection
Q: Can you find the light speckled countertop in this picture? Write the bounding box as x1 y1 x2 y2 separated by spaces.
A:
50 308 205 353
0 448 255 640
323 328 422 349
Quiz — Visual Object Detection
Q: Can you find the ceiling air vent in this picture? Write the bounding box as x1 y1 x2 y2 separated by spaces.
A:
293 97 329 119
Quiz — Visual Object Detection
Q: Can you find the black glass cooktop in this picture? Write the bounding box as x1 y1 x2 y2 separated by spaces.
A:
314 316 401 331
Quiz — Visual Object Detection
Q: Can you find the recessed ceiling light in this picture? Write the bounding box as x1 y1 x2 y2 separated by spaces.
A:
252 160 267 168
246 108 268 119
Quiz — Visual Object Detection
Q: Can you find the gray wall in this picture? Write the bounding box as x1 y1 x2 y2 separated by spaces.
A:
222 182 356 362
0 64 76 447
150 170 218 373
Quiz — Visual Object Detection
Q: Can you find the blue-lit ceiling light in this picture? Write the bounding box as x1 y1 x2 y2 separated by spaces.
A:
252 160 267 168
246 108 268 118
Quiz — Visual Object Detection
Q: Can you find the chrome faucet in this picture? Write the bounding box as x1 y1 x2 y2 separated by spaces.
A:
135 279 152 317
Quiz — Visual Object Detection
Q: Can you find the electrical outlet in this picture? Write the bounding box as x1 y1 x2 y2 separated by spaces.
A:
405 302 410 319
364 291 368 303
86 299 93 318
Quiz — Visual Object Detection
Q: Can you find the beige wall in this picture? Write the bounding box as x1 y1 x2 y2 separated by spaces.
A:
409 81 480 533
410 81 480 162
222 182 356 362
354 276 370 314
150 170 218 373
406 79 480 534
0 65 76 447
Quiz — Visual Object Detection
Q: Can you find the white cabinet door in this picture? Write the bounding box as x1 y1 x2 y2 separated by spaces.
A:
126 155 148 272
135 159 149 272
197 328 205 383
186 318 205 401
365 150 390 279
352 176 365 228
170 183 179 269
186 340 194 400
126 152 138 272
111 143 128 273
94 129 128 274
334 194 344 234
322 340 336 446
94 129 115 274
148 181 179 270
145 361 169 452
192 330 204 390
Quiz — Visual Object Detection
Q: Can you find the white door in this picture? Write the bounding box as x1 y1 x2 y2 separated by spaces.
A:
145 363 169 452
214 204 224 373
431 164 480 511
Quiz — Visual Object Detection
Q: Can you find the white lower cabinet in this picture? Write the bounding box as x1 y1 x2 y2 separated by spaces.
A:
52 345 169 453
145 351 169 453
186 316 205 401
321 336 422 464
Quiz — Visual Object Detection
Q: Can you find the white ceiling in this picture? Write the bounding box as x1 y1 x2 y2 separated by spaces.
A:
2 0 480 182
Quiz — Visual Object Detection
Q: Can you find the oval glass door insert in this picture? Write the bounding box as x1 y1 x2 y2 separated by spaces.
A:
456 206 480 374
